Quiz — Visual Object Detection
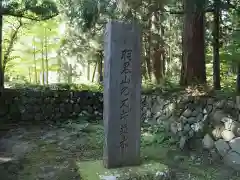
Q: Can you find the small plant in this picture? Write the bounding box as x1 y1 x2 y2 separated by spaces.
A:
7 82 103 92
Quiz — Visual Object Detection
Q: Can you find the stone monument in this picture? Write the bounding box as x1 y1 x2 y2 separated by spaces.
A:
103 21 141 168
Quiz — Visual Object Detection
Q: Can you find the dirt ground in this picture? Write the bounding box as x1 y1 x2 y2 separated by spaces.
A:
0 121 239 180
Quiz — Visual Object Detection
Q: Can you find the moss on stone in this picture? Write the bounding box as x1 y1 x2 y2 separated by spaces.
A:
77 160 172 180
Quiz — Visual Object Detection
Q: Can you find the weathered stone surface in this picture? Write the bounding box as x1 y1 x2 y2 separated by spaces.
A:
179 136 187 149
1 82 240 172
0 86 238 130
215 139 230 156
223 118 240 137
103 21 141 168
229 137 240 153
170 122 178 134
0 89 104 123
212 126 224 140
212 110 226 124
202 134 214 149
182 109 192 118
100 176 117 180
223 150 240 171
221 130 235 142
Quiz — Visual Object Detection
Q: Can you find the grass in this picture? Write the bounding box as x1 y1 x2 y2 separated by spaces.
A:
0 122 240 180
77 160 170 180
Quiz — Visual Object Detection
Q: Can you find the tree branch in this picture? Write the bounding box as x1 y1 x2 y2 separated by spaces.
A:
3 21 23 72
3 12 58 21
157 2 238 15
1 8 59 21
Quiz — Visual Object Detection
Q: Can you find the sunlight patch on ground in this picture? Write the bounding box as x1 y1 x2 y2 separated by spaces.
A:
0 157 14 164
77 160 170 180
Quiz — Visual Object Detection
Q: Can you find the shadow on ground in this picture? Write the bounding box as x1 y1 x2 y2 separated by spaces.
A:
0 121 239 180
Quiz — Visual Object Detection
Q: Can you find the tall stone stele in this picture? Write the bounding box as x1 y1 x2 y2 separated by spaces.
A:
103 21 141 168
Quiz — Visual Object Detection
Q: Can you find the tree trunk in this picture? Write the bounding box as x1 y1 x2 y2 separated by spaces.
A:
168 45 172 70
57 51 61 83
160 4 166 76
68 64 72 84
213 0 221 90
92 62 97 82
180 0 206 86
44 28 49 85
152 11 163 84
237 62 240 93
142 35 149 81
145 0 152 81
28 67 31 83
142 50 148 81
33 37 38 84
41 39 45 85
0 0 4 89
97 50 103 83
160 25 165 76
87 61 90 81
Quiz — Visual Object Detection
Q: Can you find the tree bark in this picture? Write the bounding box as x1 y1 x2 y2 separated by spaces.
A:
97 50 103 83
145 0 152 81
57 51 61 83
237 62 240 93
68 64 72 84
0 0 4 89
152 11 162 84
213 0 221 90
41 39 45 85
159 4 166 76
146 23 152 81
87 61 90 81
92 62 97 82
28 67 31 83
44 28 49 85
180 0 206 86
33 37 38 84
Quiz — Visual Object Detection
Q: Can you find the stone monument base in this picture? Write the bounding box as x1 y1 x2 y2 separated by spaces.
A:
77 160 174 180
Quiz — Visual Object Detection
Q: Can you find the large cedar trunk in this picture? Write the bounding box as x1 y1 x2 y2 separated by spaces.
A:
97 50 103 83
146 18 152 81
237 63 240 93
41 39 45 85
142 36 148 81
33 37 38 84
44 28 49 85
180 0 206 86
159 4 166 76
144 0 152 81
213 0 221 90
152 11 162 84
0 2 3 89
152 9 166 84
152 46 162 84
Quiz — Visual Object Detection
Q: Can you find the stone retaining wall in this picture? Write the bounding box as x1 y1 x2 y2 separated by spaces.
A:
1 88 240 169
142 94 240 170
0 89 103 123
0 89 238 126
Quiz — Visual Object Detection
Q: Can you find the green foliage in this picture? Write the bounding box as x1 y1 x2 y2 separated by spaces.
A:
2 0 240 92
7 82 104 92
3 0 59 20
141 124 172 146
142 79 183 95
60 0 118 31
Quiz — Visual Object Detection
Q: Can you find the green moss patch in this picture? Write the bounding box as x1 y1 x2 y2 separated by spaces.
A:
77 160 172 180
